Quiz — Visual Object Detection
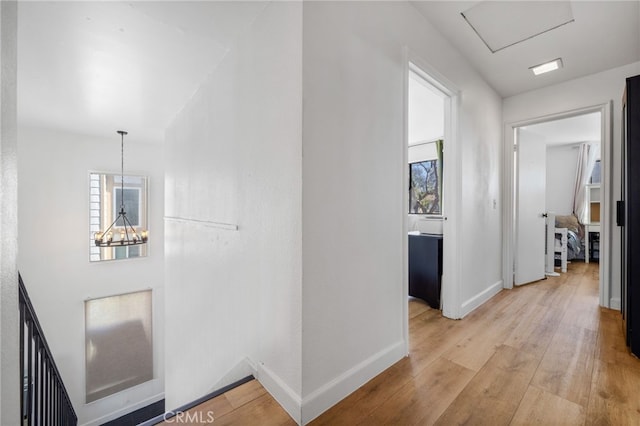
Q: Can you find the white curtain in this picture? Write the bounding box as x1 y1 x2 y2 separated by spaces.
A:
573 143 598 223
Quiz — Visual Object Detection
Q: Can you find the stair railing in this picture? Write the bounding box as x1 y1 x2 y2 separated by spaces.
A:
19 274 77 425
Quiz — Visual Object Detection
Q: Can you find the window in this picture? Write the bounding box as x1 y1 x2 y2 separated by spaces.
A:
114 187 141 227
590 159 601 184
90 173 148 262
409 158 441 215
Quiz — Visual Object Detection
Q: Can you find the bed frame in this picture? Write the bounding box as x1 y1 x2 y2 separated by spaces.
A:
545 213 568 275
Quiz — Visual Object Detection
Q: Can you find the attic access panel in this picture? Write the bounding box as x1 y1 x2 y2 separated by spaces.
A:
461 1 574 53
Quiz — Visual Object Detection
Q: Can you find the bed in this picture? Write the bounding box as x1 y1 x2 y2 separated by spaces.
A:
555 214 585 261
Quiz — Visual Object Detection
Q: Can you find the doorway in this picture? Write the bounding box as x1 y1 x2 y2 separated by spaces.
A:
506 105 611 306
403 55 461 355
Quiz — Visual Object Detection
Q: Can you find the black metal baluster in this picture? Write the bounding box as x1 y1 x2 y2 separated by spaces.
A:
47 365 52 425
39 351 44 426
27 320 33 426
58 382 62 424
19 303 25 424
55 384 59 424
43 361 47 426
50 378 53 426
47 358 52 425
33 337 39 426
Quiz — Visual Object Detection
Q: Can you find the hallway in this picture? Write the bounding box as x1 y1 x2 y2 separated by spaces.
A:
170 262 640 425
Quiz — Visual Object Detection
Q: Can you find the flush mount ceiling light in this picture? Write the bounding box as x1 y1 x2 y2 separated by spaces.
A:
94 131 148 247
529 58 563 76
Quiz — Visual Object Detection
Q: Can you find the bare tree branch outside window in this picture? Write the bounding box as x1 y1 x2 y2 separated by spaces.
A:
409 160 440 214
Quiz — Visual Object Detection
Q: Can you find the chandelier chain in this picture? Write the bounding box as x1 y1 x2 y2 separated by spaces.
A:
121 131 125 211
93 130 147 247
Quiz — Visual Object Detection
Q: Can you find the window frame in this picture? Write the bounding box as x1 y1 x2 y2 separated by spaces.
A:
409 157 443 216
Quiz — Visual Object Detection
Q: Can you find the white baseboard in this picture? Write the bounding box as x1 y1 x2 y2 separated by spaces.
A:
610 297 621 310
210 357 257 393
301 340 405 425
461 280 503 318
256 363 302 424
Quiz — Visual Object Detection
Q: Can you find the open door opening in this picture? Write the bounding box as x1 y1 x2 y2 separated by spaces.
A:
513 111 603 289
407 67 446 314
403 55 461 357
405 59 462 327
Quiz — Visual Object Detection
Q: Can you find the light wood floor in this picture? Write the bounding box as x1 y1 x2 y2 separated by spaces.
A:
157 378 294 425
166 262 640 425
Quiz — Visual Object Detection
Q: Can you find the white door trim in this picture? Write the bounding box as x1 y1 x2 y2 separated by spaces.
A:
403 48 462 337
503 103 612 307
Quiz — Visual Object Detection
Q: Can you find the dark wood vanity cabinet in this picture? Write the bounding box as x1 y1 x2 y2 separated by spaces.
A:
408 233 443 309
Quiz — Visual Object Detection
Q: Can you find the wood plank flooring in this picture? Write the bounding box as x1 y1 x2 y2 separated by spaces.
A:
157 379 294 425
165 262 640 425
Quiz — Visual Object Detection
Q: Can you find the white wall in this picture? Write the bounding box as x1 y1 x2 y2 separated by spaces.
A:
164 1 302 421
17 126 165 425
457 66 503 308
504 61 640 309
546 145 579 216
302 1 503 422
0 1 20 423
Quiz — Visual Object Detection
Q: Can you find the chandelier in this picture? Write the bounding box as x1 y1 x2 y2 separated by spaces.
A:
94 131 148 247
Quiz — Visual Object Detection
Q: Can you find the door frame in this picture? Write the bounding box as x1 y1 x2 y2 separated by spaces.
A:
503 102 612 308
403 49 462 356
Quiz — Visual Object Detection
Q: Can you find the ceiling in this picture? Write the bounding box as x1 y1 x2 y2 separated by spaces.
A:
16 1 640 144
17 1 267 144
411 1 640 97
520 112 601 147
